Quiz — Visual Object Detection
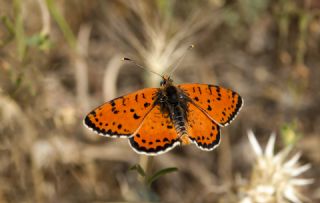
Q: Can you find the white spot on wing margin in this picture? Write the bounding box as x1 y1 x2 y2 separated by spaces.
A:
128 139 181 156
188 127 221 151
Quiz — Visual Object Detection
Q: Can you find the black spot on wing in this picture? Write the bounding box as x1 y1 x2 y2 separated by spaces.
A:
225 93 243 124
197 87 202 94
133 113 141 119
84 116 130 137
122 98 126 106
208 85 213 95
110 101 116 107
216 86 221 93
189 126 221 150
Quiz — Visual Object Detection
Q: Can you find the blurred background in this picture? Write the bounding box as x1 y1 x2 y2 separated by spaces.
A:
0 0 319 202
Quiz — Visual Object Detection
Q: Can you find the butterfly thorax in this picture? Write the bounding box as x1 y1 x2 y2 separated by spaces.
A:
157 83 190 144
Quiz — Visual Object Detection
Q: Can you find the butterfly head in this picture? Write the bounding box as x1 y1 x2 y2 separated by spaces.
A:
160 75 173 88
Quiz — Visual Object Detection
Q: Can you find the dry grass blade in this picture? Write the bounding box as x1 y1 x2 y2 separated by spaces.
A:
75 24 91 114
103 54 123 101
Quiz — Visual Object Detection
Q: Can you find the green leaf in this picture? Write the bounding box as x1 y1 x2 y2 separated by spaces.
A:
130 164 146 177
26 33 51 50
0 16 15 47
280 121 301 146
156 0 173 18
1 16 15 35
46 0 76 49
147 167 178 186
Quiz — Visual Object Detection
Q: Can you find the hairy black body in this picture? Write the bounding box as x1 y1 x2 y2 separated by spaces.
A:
156 81 189 139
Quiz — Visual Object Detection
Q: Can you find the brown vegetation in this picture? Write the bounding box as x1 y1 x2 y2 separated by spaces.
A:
0 0 319 202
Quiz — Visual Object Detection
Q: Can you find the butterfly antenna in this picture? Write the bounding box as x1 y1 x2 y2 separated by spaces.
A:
122 57 163 78
168 44 194 76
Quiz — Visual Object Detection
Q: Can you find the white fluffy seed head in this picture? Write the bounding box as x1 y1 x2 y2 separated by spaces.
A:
239 131 313 203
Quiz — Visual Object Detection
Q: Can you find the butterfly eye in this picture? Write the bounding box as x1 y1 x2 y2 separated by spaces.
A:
160 80 167 86
179 95 184 99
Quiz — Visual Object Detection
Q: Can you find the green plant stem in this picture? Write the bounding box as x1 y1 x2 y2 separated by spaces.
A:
13 0 26 61
296 11 311 66
138 155 154 183
45 0 76 49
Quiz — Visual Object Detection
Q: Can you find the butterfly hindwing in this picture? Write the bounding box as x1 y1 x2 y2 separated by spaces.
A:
129 105 180 155
187 103 220 150
178 84 243 126
84 88 158 137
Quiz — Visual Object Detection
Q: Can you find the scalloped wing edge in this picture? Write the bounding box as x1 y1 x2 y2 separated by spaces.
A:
83 116 133 138
189 95 243 127
188 127 221 151
128 137 181 156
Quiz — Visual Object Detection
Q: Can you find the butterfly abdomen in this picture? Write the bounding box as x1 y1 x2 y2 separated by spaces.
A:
173 108 187 133
158 85 189 143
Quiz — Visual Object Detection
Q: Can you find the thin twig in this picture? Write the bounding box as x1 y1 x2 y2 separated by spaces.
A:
103 54 123 101
75 24 91 114
37 0 50 35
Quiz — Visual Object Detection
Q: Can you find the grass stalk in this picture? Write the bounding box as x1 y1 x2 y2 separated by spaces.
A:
75 24 91 114
138 155 154 183
45 0 76 49
13 0 26 61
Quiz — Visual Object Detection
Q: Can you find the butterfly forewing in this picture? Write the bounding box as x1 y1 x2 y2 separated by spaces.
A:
187 103 221 150
178 84 243 126
84 88 158 137
129 105 180 155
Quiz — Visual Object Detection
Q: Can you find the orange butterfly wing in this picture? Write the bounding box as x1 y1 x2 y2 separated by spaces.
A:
178 84 243 126
186 103 220 150
84 88 158 137
129 105 180 155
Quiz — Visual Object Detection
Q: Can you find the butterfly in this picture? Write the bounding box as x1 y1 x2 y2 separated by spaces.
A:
84 75 243 155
